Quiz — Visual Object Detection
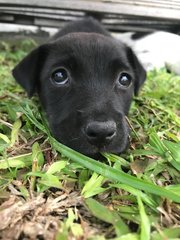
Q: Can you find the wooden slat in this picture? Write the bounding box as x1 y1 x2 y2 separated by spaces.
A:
0 0 180 21
0 0 180 33
103 14 180 25
103 0 180 9
0 14 14 21
0 6 84 17
0 10 82 21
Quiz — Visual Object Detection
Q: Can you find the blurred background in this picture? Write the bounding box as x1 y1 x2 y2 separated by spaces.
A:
0 0 180 40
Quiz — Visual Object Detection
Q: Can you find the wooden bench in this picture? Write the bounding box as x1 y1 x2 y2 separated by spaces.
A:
0 0 180 33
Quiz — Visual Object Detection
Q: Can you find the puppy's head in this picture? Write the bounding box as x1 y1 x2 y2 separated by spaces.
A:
13 33 146 156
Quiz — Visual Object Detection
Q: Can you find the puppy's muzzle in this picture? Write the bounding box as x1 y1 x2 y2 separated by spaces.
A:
85 120 117 147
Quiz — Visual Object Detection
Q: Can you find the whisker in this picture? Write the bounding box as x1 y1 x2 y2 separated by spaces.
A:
69 136 82 142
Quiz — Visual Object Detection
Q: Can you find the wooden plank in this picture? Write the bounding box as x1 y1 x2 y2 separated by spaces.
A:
34 18 66 28
103 23 165 32
104 14 180 25
14 16 34 25
103 19 179 29
0 14 14 21
103 0 180 6
0 6 84 17
103 0 180 9
0 10 82 21
1 0 180 21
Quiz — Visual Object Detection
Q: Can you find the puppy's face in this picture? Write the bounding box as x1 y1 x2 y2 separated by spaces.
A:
13 33 146 156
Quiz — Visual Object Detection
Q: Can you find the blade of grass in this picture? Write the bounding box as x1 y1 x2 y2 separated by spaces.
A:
31 142 44 169
10 118 22 146
27 172 62 190
50 136 180 203
137 196 150 240
149 131 166 155
21 104 45 132
30 142 44 192
0 133 10 144
103 153 130 168
0 153 32 169
85 198 129 236
163 140 180 170
151 227 180 240
112 233 139 240
111 183 157 210
46 160 67 174
81 172 106 198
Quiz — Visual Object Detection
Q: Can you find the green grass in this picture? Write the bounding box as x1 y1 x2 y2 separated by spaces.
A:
0 40 180 240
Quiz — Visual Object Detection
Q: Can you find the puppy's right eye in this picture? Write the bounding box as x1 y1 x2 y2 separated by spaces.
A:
117 72 132 88
51 68 69 85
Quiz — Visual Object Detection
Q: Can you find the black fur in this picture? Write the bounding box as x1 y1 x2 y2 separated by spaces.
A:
13 17 146 156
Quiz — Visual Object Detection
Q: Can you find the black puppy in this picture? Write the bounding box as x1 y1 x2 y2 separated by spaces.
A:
13 18 146 156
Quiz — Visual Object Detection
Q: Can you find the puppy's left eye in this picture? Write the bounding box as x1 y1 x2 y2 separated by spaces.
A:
117 73 132 88
51 68 69 85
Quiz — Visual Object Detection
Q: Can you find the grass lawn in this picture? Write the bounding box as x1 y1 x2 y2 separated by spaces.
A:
0 39 180 240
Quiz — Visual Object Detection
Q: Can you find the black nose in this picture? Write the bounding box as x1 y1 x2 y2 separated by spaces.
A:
85 121 116 146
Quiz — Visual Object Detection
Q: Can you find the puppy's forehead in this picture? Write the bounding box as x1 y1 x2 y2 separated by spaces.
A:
48 32 127 63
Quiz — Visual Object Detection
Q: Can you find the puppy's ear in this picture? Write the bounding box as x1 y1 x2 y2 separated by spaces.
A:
126 46 146 95
12 44 48 97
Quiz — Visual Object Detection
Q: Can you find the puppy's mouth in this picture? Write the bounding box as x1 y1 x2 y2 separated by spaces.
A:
53 130 129 156
80 144 129 159
91 139 129 155
50 117 130 157
68 133 129 157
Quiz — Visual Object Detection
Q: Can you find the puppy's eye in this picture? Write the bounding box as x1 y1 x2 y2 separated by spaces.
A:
51 68 69 85
117 73 132 88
